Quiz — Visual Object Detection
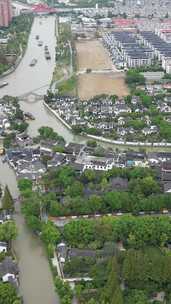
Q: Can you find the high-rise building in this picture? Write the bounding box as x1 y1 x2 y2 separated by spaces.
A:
0 0 12 27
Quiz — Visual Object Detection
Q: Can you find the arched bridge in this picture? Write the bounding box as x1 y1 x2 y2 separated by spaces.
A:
18 83 50 101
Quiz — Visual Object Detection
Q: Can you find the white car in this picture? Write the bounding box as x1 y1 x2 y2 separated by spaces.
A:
116 212 123 216
162 209 169 214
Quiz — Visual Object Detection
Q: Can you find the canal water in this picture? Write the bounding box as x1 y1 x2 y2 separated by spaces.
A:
0 15 85 144
0 16 61 304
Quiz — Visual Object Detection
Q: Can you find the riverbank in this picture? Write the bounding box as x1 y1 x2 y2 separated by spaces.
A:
0 49 23 79
51 20 77 95
0 15 34 79
44 101 72 130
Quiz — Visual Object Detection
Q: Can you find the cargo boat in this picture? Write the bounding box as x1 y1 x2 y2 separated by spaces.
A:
0 82 8 88
29 59 37 67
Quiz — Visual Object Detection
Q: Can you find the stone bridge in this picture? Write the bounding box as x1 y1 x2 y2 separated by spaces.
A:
18 83 49 101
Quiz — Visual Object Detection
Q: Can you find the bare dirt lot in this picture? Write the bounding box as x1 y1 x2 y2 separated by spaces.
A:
76 39 129 99
78 73 129 99
76 39 113 70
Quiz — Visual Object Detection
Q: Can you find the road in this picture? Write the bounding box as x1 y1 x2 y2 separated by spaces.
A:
49 211 171 227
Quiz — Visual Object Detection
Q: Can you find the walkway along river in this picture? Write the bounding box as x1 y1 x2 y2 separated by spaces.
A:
0 16 60 304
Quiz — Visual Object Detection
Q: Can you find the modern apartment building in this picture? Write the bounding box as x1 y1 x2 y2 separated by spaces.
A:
0 0 12 27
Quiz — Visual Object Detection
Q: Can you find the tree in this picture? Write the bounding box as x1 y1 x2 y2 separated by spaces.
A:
38 126 64 142
126 70 145 87
57 166 75 189
41 221 60 245
140 94 152 108
21 192 41 218
87 140 97 147
25 215 41 233
66 181 84 197
122 247 171 290
55 277 73 303
87 299 98 304
18 179 32 192
139 176 160 196
126 290 149 304
111 286 123 304
49 201 61 217
0 282 19 304
2 186 14 211
88 195 102 213
103 257 123 304
82 169 96 182
64 220 95 248
0 221 17 243
100 177 108 191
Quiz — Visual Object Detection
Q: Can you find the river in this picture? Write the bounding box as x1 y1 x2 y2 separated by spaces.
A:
0 16 64 304
0 15 85 144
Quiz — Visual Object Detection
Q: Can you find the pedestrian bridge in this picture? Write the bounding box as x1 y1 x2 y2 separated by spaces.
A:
18 83 50 101
18 92 44 102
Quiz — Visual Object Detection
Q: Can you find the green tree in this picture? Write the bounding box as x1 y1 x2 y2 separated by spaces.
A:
126 290 149 304
140 94 152 108
88 195 102 213
100 177 108 191
49 201 61 217
83 169 96 182
66 181 84 197
18 179 32 192
87 140 97 147
2 186 14 211
25 215 41 233
0 282 19 304
41 221 60 245
0 221 17 243
126 70 145 87
139 176 160 196
103 257 123 304
55 277 73 303
38 126 64 142
13 300 22 304
64 219 95 248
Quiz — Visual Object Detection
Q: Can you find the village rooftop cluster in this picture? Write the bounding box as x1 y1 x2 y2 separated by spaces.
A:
4 138 171 194
45 93 171 143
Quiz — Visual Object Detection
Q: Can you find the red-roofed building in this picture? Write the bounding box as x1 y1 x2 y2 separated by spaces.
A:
157 28 171 42
32 3 56 14
112 18 136 27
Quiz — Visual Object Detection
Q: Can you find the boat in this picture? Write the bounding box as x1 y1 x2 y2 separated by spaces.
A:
0 82 8 88
45 52 51 60
29 59 38 67
2 156 7 163
24 112 35 120
44 45 48 50
38 41 43 47
35 35 39 40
